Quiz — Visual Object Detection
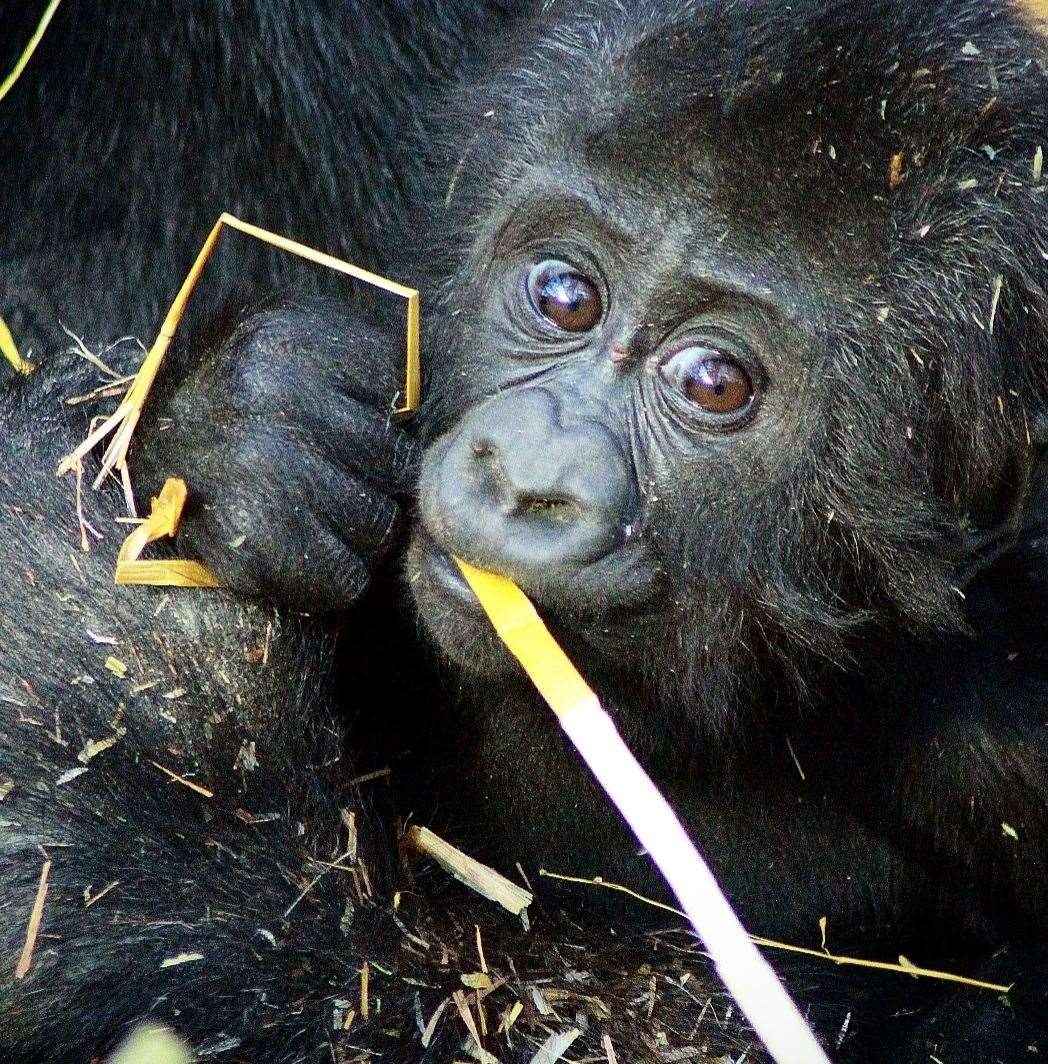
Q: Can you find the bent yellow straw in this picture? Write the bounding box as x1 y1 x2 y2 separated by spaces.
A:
0 314 34 375
56 213 420 514
115 478 219 589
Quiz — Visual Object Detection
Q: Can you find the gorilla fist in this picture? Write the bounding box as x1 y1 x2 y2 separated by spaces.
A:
133 298 419 612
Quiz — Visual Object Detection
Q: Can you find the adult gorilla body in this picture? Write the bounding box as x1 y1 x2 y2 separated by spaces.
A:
2 0 1048 1061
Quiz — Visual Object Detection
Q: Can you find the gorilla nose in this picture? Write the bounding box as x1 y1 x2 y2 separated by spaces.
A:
426 389 635 573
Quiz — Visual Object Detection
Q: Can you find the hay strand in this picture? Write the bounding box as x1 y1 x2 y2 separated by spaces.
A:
149 759 214 799
539 870 1011 994
14 859 51 980
114 478 219 588
0 315 34 375
406 825 533 920
0 0 63 106
56 213 420 499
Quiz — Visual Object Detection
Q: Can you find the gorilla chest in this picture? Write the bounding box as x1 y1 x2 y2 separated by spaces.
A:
443 691 936 945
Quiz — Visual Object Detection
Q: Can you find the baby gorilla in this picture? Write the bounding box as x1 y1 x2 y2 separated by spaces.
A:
137 0 1048 1057
4 0 1048 1061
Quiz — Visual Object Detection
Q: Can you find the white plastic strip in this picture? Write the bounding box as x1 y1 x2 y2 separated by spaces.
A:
560 696 831 1064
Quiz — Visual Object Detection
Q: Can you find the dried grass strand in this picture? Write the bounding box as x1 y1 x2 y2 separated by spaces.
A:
56 213 420 498
14 859 51 980
149 759 214 799
539 870 1011 994
0 0 63 106
114 478 219 588
407 825 533 919
0 314 34 375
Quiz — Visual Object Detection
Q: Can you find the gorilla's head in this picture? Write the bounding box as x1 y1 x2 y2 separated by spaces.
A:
407 0 1048 723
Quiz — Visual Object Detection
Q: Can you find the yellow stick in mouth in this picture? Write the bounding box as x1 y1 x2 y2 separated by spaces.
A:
451 560 595 718
453 557 831 1064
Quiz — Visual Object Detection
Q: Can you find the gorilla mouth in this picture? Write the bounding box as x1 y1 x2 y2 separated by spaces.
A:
409 518 670 670
415 534 485 614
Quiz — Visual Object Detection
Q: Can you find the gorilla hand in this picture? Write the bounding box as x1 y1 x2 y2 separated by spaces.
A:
132 298 419 612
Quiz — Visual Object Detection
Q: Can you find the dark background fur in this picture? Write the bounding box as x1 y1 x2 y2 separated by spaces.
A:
3 1 1048 1061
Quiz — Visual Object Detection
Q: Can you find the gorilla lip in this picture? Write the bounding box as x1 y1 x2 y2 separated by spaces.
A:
418 536 485 611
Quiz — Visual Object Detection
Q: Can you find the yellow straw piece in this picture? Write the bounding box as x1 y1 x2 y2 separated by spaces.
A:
0 0 63 107
539 870 1012 994
115 478 219 588
0 312 34 376
453 560 596 717
1017 0 1048 27
0 315 34 374
57 214 420 507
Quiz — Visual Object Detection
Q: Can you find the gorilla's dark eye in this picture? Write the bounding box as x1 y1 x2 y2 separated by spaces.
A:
526 259 603 332
660 347 755 417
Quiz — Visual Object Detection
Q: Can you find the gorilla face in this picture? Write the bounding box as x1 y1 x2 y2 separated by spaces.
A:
409 146 859 695
409 1 1043 716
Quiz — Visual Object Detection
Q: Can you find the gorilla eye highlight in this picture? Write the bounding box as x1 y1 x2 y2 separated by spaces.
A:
661 347 755 417
526 259 602 332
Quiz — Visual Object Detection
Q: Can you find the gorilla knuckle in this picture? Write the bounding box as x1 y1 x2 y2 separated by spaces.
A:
223 346 292 412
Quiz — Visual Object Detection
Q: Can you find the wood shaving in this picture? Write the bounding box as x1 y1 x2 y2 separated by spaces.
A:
406 826 533 920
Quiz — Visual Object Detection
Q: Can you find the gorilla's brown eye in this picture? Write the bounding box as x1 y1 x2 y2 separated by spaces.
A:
526 259 602 332
661 347 755 416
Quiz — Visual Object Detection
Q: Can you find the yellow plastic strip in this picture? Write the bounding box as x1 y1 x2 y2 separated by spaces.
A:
455 556 830 1064
453 560 595 717
0 315 34 374
57 213 420 500
0 0 63 106
115 478 219 588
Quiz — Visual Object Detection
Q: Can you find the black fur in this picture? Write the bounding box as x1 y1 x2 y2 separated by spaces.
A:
4 1 1048 1061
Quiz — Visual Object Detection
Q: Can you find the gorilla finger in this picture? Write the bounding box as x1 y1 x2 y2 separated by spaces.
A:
282 392 422 493
254 525 372 613
216 303 405 411
177 442 401 592
202 391 420 496
187 495 372 612
312 470 403 567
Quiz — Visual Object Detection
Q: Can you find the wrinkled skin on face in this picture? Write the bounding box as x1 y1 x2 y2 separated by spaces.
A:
409 157 840 696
